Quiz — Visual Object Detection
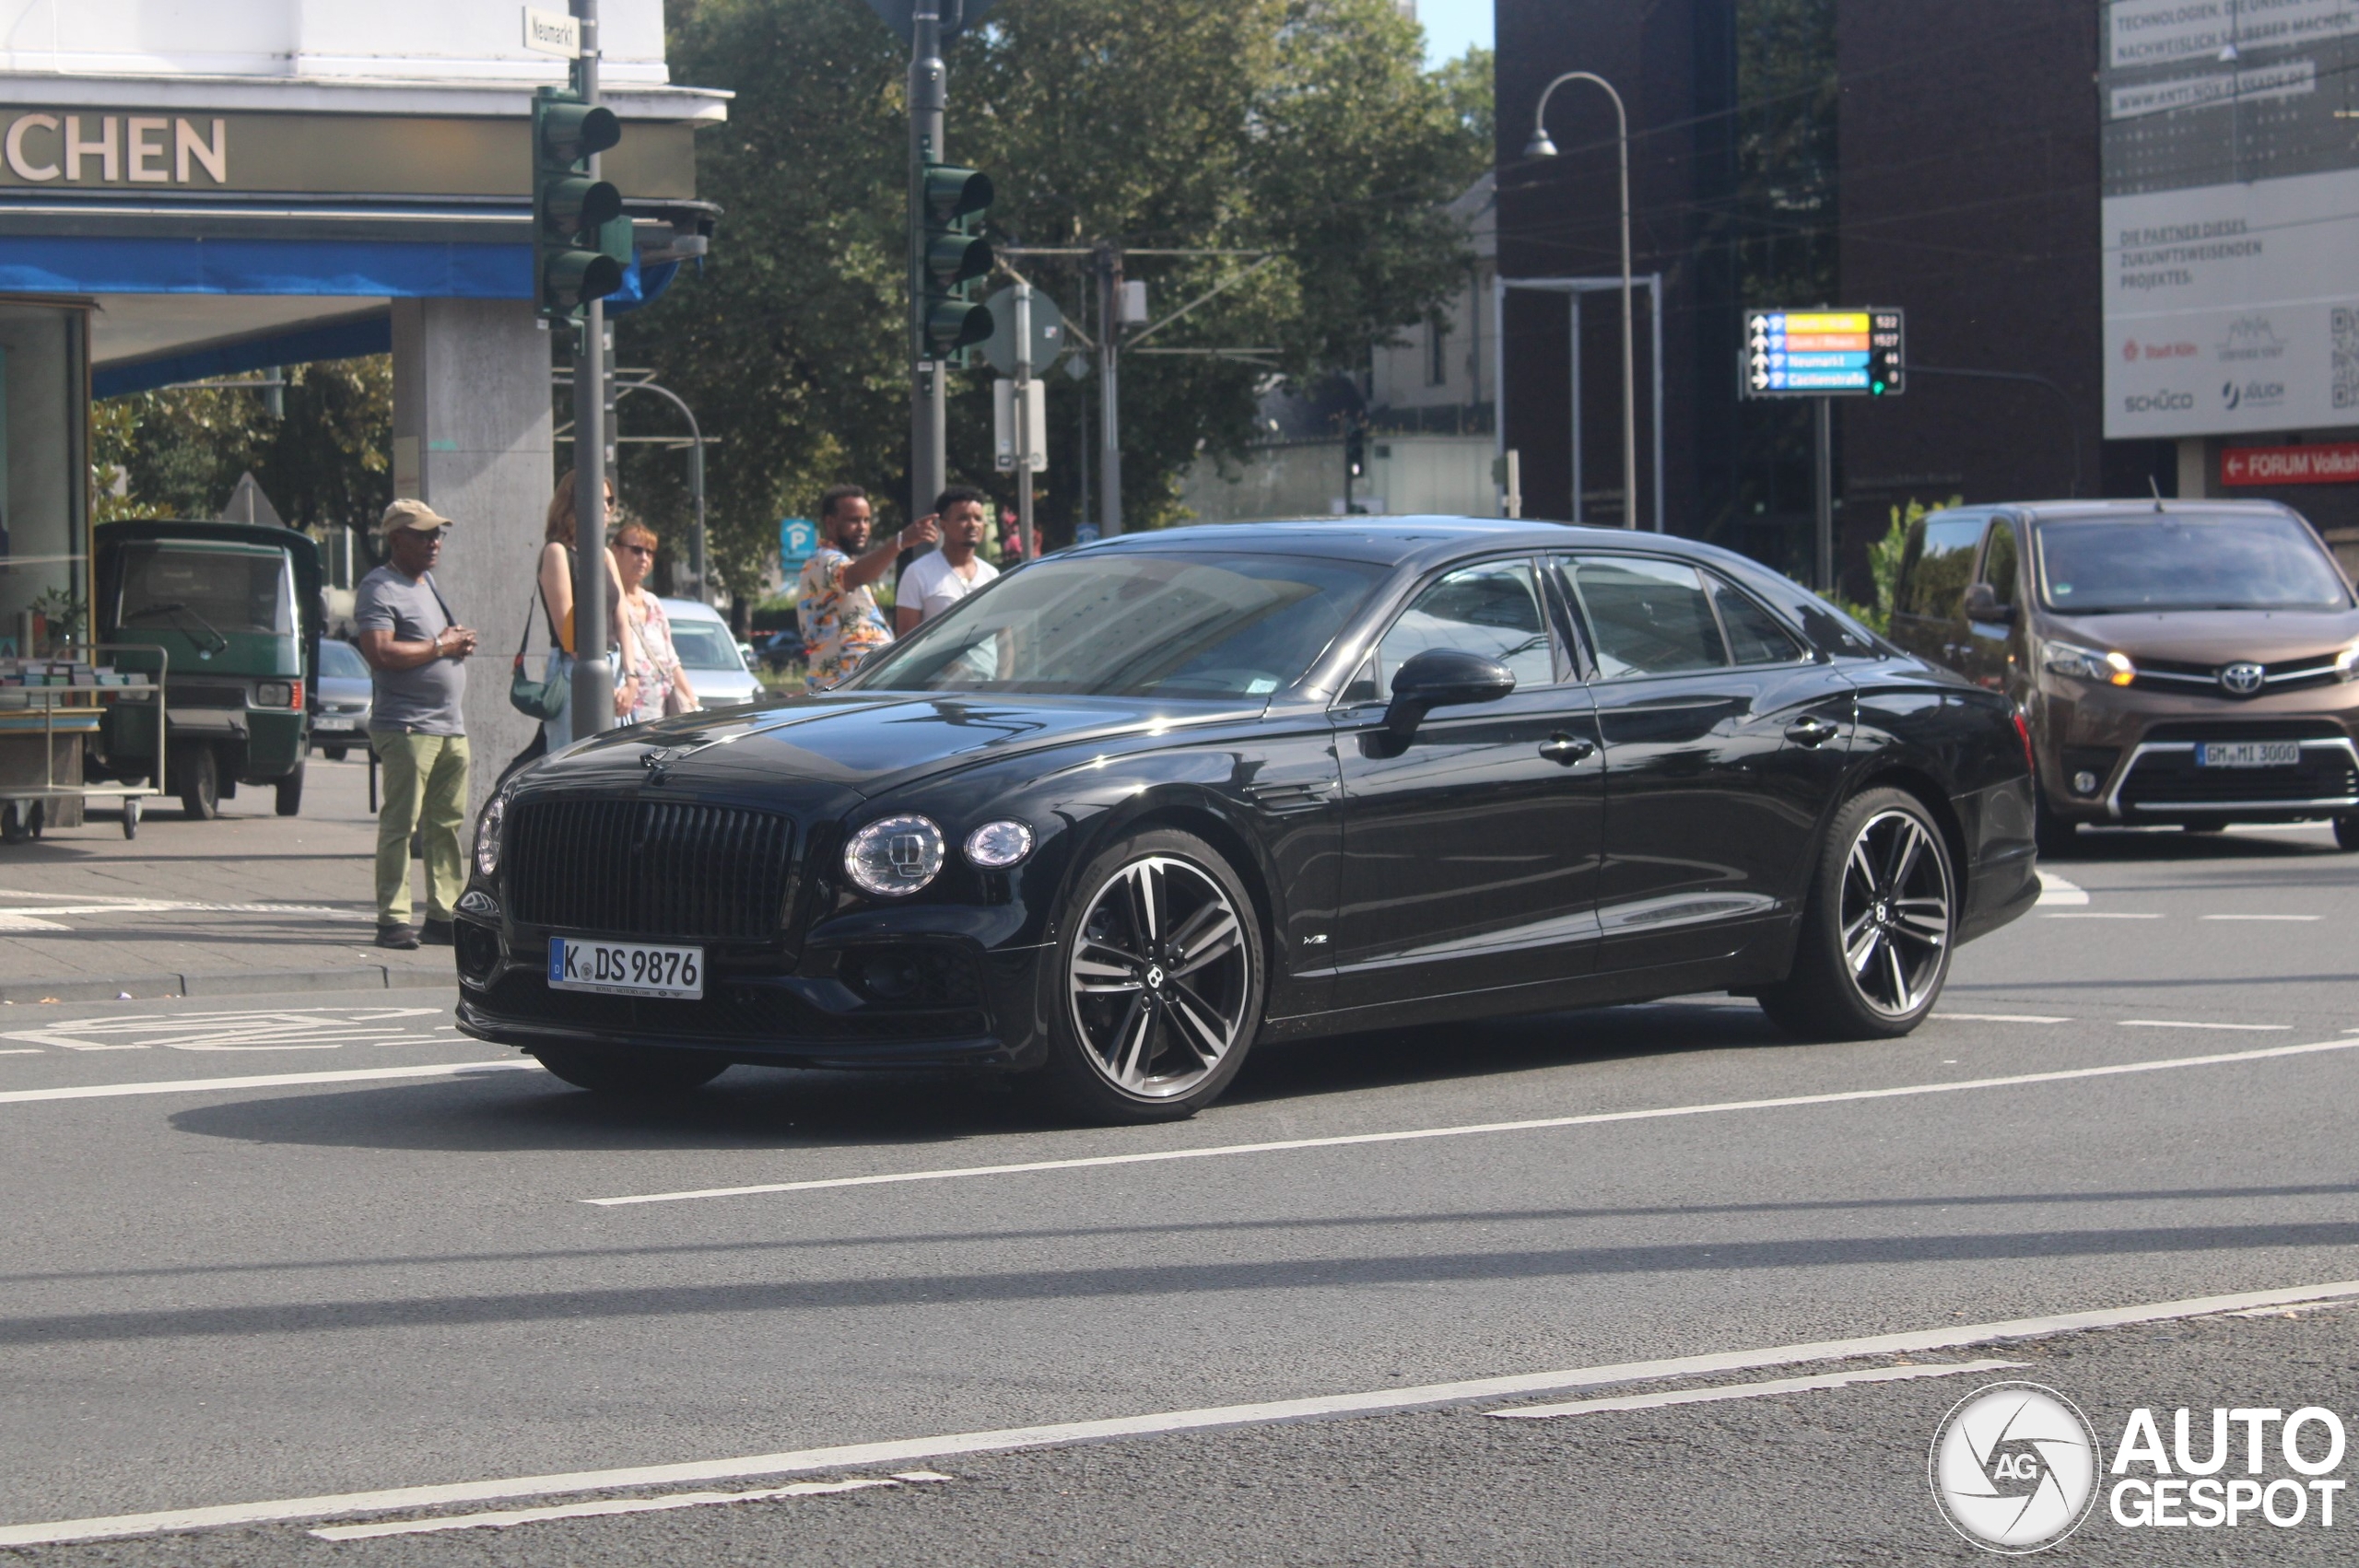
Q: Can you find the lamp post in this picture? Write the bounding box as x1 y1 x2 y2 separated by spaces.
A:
1525 72 1637 530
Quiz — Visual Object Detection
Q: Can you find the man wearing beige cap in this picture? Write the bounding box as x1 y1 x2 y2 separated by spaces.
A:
356 499 477 950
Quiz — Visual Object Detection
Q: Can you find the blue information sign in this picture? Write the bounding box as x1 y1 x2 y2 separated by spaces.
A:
1742 308 1905 397
779 517 816 570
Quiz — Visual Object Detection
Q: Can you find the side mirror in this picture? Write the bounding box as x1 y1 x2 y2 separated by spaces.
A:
1379 648 1517 751
1962 582 2015 626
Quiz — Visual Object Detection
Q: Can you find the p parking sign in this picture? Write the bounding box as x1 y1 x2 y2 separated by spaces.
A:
779 518 816 571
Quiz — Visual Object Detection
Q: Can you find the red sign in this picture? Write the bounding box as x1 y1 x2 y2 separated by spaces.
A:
2221 443 2359 486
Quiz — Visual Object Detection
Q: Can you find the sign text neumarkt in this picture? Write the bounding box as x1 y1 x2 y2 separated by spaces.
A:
0 111 696 199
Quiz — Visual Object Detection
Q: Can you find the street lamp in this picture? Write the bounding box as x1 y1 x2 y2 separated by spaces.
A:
1526 71 1637 530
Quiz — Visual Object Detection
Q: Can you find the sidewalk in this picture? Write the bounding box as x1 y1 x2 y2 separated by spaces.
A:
0 753 454 1002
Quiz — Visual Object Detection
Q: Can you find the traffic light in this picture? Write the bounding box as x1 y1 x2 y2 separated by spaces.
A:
917 164 994 359
1344 424 1367 478
534 88 629 321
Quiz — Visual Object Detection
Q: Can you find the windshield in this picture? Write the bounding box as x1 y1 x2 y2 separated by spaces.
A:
317 639 368 679
845 550 1389 698
668 620 745 672
118 544 294 638
2037 515 2350 614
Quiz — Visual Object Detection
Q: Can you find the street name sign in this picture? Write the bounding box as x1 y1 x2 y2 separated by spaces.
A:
1743 308 1905 397
522 7 581 58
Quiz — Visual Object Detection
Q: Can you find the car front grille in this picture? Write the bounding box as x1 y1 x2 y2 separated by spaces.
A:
2118 742 2359 812
2132 652 2346 697
505 797 795 941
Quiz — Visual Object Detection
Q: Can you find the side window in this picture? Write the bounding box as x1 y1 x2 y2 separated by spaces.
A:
1980 521 2020 608
1561 556 1729 678
1708 576 1806 665
1894 516 1985 620
1373 559 1555 696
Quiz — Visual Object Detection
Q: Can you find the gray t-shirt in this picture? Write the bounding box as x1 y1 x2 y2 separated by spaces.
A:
355 565 465 735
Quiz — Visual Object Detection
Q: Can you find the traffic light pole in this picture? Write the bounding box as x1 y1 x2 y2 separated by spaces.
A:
1813 394 1834 593
569 0 613 735
1013 280 1035 552
1096 245 1122 536
909 7 947 526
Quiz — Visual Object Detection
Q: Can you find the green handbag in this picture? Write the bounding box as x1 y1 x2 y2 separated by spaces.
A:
508 587 569 721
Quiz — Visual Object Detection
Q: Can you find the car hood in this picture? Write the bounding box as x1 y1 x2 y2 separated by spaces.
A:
524 690 1257 808
2040 607 2359 663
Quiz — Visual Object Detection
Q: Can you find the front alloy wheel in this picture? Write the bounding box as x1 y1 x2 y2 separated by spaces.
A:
1758 788 1955 1040
1040 830 1263 1122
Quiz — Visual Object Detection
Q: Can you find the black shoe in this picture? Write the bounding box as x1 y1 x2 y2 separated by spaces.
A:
419 918 454 947
376 923 421 951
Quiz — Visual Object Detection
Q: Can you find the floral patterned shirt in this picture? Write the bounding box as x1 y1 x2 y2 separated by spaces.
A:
797 545 893 689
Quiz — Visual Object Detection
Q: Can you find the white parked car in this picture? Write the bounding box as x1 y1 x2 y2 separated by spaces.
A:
661 597 763 708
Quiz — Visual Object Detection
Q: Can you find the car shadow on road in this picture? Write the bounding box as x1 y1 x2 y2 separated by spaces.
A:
162 1000 1781 1155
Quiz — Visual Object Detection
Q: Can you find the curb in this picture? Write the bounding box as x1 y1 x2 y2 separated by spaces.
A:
0 963 452 1005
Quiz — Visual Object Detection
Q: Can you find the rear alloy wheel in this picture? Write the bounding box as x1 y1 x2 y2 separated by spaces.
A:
530 1043 728 1095
1039 830 1263 1123
1758 788 1955 1041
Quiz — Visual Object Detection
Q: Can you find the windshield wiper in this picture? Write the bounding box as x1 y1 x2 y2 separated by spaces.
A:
123 601 229 653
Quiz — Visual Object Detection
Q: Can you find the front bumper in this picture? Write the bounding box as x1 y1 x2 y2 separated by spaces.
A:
452 909 1051 1071
2034 683 2359 825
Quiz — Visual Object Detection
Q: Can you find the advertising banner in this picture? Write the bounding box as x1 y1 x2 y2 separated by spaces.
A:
2100 0 2359 439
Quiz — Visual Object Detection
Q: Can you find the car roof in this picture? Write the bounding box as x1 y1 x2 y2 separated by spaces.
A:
1940 498 2307 525
1074 516 1731 569
660 596 730 622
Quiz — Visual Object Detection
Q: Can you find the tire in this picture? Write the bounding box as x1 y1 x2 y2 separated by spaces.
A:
1032 828 1265 1124
0 801 24 846
122 796 140 840
2033 790 2077 859
530 1043 729 1095
322 745 348 763
1757 788 1957 1042
2335 816 2359 852
174 743 219 821
275 760 305 817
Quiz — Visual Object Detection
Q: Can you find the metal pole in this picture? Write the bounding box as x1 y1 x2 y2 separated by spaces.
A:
1611 88 1636 530
909 6 946 527
1097 245 1123 535
1568 290 1582 523
1649 273 1665 532
569 0 612 735
1813 394 1834 592
1491 276 1508 515
1013 280 1035 553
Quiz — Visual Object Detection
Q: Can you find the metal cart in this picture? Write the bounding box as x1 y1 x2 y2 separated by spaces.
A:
0 643 168 844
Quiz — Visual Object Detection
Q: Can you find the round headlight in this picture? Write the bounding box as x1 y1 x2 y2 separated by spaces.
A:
844 814 946 896
474 791 506 880
964 819 1035 869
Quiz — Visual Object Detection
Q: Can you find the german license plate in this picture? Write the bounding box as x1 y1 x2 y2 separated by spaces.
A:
312 717 357 732
547 937 705 1000
2195 742 2300 768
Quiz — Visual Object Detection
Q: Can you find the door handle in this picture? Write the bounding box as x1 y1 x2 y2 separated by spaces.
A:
1539 732 1596 766
1785 716 1839 747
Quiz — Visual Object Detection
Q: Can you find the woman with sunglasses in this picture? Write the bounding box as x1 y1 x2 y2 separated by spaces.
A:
610 520 698 724
536 472 640 745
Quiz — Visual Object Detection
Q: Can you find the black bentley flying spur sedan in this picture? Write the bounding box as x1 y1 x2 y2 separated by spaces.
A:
453 520 2037 1122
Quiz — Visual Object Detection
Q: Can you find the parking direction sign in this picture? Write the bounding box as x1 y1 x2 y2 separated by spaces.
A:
779 518 816 571
1743 308 1905 397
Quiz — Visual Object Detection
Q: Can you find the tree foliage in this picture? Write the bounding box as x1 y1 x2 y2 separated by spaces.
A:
620 0 1484 603
93 358 393 532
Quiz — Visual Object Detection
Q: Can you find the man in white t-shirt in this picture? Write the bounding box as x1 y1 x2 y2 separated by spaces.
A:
895 486 999 634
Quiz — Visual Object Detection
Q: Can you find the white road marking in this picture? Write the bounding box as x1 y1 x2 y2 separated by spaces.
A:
0 1059 534 1106
3 1007 448 1054
2033 873 2087 907
1932 1012 2071 1024
1488 1358 2025 1421
8 1278 2357 1549
0 1048 41 1055
0 902 362 920
2041 911 2163 919
2200 914 2321 922
310 1476 910 1540
0 913 69 931
2118 1020 2291 1032
588 1035 2359 1207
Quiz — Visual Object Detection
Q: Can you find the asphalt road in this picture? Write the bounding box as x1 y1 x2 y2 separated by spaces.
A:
2 823 2354 1564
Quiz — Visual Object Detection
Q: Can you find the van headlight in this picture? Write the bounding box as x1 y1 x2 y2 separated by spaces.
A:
844 814 945 896
474 792 507 880
2042 640 2135 686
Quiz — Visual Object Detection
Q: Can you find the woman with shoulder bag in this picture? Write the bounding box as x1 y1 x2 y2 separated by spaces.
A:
611 520 698 724
533 471 639 748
